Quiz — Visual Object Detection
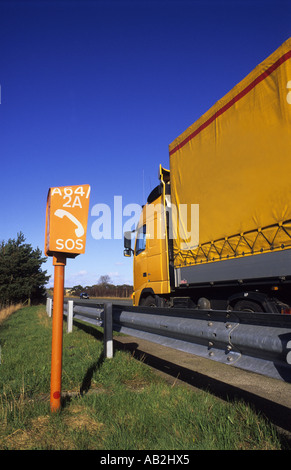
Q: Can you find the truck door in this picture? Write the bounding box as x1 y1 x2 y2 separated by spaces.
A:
146 197 170 295
133 224 148 301
133 193 170 306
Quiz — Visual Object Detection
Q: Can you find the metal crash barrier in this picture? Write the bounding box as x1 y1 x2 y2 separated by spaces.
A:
46 298 291 383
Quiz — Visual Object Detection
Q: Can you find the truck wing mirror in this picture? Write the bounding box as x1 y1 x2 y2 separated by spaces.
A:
124 231 134 257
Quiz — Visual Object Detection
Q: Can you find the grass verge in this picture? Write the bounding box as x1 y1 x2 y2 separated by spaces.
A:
0 303 23 325
0 305 288 450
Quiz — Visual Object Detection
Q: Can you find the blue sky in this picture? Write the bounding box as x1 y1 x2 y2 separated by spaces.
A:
0 0 290 288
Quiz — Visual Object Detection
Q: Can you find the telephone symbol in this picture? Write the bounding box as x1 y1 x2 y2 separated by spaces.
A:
54 209 85 237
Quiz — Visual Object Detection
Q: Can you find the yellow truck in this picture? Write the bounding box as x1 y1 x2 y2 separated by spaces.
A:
124 38 291 313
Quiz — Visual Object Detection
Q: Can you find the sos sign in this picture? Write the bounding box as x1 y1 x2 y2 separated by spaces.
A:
45 184 91 257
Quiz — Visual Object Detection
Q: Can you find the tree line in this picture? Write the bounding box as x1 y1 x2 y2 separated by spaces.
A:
0 233 133 307
69 274 133 298
0 233 49 307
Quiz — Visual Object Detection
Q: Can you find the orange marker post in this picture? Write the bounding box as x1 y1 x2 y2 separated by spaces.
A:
50 254 66 412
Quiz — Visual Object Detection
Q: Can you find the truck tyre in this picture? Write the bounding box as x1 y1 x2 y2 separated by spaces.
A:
233 300 263 313
140 295 156 307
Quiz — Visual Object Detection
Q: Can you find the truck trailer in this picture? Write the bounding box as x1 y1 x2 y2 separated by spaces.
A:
124 38 291 314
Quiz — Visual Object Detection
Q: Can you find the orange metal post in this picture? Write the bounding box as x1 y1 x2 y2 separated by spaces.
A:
50 254 66 412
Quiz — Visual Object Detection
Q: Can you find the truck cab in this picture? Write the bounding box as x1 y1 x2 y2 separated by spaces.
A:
124 167 171 306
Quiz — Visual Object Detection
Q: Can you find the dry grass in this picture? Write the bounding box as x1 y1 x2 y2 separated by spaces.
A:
0 304 23 325
2 405 105 450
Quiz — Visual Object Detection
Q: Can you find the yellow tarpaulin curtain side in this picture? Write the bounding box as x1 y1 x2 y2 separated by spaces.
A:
169 38 291 268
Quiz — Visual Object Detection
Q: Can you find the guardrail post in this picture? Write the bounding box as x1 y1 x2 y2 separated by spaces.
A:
104 302 113 359
46 297 52 317
67 300 74 333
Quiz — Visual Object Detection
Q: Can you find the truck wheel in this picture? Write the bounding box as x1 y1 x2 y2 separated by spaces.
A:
140 295 156 307
233 300 263 313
